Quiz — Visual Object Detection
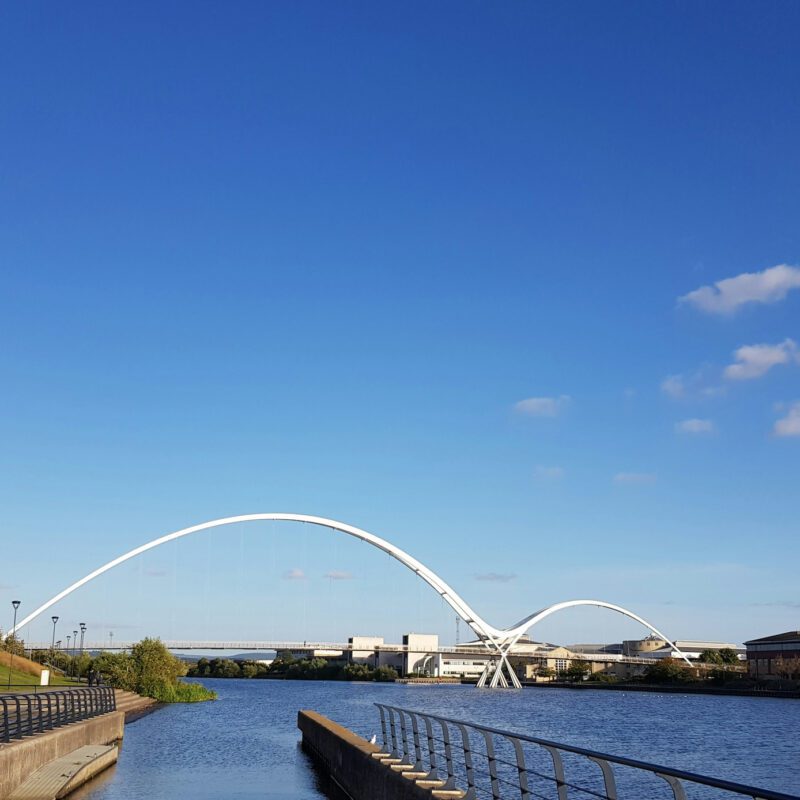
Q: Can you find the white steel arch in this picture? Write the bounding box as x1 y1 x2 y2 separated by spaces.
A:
12 513 691 688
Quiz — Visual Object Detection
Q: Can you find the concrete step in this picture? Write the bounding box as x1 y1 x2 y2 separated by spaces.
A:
7 744 118 799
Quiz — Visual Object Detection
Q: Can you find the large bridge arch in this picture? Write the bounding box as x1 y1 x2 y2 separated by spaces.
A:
12 513 690 687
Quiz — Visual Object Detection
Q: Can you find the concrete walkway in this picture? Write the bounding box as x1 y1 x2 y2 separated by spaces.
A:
7 744 118 800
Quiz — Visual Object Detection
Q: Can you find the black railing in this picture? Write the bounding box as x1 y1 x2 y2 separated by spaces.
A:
0 687 116 743
375 703 800 800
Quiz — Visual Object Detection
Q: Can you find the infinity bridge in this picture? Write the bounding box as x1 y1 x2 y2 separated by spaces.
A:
12 513 691 688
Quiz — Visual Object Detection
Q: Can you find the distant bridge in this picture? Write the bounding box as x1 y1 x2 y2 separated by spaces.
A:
27 640 661 665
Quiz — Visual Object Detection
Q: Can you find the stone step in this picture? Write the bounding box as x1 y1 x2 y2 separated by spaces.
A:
7 744 118 799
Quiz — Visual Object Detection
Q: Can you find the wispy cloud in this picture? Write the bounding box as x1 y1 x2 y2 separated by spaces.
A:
724 339 799 381
774 402 800 437
751 601 800 609
613 472 656 485
534 465 565 480
474 572 517 583
324 570 354 580
144 568 168 578
661 370 724 401
284 568 307 581
514 395 571 417
675 418 715 435
661 375 686 399
680 264 800 315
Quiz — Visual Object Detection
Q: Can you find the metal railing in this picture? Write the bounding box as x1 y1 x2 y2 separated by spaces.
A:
0 687 116 743
375 703 799 800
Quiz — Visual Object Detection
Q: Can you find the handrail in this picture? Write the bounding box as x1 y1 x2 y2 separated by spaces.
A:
375 703 799 800
0 687 116 743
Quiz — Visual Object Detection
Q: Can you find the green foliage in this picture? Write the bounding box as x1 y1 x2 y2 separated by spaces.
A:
699 649 723 665
563 661 591 681
587 671 617 683
537 667 554 679
374 665 398 682
1 634 26 656
718 648 739 665
148 680 217 702
93 638 215 702
644 658 693 684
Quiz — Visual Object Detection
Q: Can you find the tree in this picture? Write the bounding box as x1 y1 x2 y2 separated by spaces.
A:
699 649 723 665
373 665 398 682
644 658 693 684
718 648 739 665
537 667 554 680
564 661 591 681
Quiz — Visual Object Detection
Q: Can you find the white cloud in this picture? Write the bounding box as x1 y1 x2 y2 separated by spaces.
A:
474 572 517 583
284 568 307 580
675 418 715 434
534 465 565 479
514 395 570 417
324 570 354 580
661 369 725 401
680 264 800 315
613 472 656 484
774 402 800 437
724 339 799 380
661 375 685 398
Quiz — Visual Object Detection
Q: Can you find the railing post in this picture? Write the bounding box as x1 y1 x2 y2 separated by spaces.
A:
480 729 501 800
398 710 413 766
408 711 427 772
377 704 389 751
456 722 478 800
34 693 44 733
437 718 459 790
421 714 440 780
657 773 689 800
387 706 401 759
542 745 569 800
588 756 618 800
0 697 9 743
505 735 531 800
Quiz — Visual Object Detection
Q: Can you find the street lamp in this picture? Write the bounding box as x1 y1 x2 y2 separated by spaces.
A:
109 631 114 650
51 616 59 652
7 600 21 689
72 630 78 679
79 623 87 681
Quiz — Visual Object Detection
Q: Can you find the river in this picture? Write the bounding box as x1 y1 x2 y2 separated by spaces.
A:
71 679 800 799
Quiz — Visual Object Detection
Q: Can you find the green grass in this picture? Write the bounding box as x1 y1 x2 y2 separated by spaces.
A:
0 662 81 689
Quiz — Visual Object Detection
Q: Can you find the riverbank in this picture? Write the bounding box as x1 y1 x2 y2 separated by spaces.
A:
521 680 800 699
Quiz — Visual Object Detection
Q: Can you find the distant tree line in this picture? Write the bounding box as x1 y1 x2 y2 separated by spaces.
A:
188 650 398 682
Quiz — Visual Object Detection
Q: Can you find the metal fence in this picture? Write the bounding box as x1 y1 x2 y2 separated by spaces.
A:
375 703 799 800
0 687 116 743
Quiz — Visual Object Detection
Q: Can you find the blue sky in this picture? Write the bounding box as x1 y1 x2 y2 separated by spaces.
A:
1 2 798 648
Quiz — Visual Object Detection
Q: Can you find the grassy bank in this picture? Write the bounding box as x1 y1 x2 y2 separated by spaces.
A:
0 663 79 689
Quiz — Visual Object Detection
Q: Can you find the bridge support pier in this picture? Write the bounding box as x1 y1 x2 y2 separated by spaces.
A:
476 640 522 689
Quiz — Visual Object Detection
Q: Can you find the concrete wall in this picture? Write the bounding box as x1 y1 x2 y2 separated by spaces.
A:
298 710 434 800
0 711 124 798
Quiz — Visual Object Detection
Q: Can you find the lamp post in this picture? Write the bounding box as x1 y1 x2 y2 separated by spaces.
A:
51 616 59 653
7 600 21 689
79 623 87 681
72 630 78 679
109 631 114 650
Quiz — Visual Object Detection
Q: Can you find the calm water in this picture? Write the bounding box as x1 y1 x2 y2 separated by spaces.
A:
72 680 800 799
